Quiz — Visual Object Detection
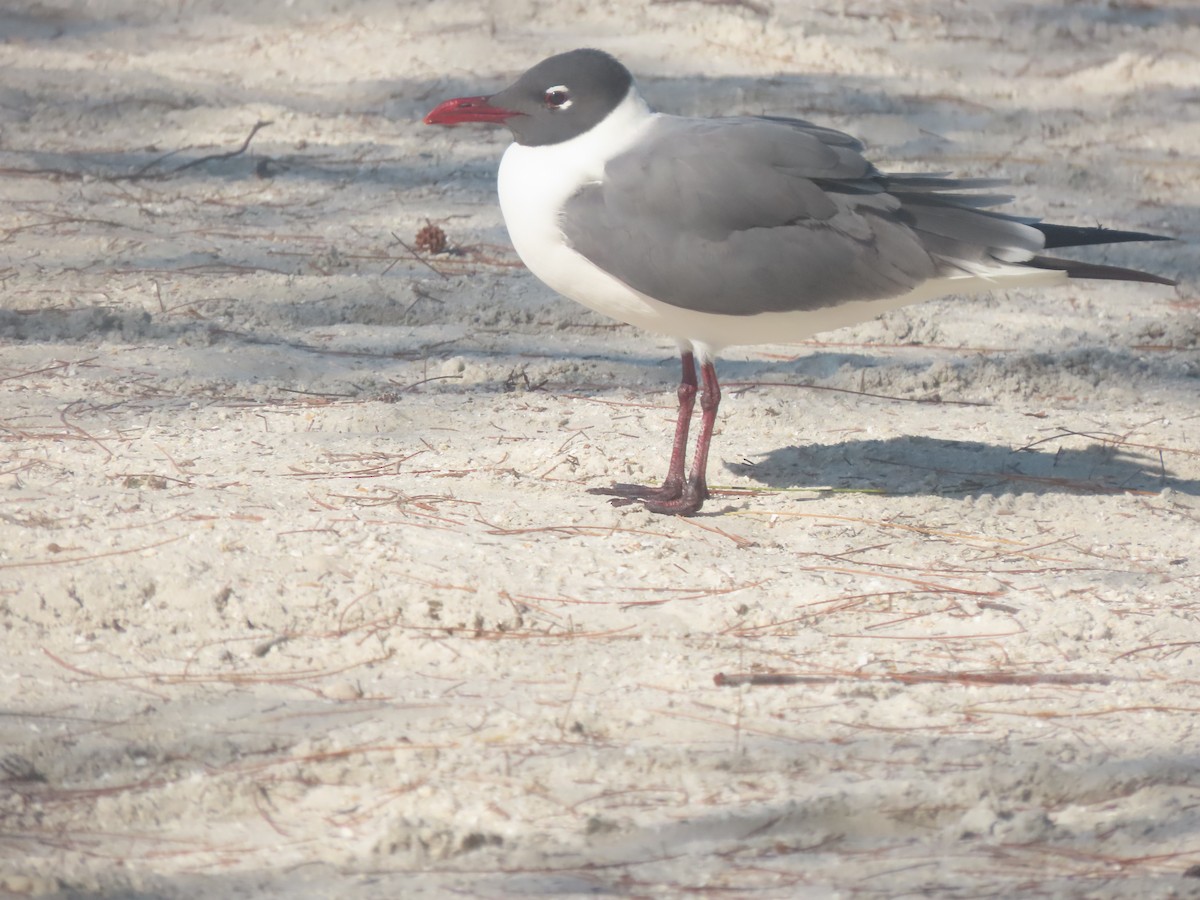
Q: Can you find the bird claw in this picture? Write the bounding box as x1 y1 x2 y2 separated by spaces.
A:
588 480 707 516
587 481 684 503
603 496 638 508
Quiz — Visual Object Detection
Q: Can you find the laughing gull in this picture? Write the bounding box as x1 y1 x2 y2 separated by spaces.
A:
425 49 1175 515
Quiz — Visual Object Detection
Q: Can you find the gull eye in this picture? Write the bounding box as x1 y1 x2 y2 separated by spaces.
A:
543 86 572 110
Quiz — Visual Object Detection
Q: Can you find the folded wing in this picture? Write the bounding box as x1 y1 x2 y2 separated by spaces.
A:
560 115 1169 318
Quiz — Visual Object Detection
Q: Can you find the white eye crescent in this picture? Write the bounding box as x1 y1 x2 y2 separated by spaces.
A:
543 85 572 110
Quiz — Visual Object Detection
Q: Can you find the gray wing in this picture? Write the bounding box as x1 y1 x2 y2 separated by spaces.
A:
560 115 1044 316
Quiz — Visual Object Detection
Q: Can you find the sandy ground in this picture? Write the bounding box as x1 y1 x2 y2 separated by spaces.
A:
1 1 1198 897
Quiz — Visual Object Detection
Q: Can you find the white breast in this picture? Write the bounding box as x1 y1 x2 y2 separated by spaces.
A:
497 88 681 334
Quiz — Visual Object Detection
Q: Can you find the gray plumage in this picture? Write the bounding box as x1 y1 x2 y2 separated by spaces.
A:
561 114 1170 317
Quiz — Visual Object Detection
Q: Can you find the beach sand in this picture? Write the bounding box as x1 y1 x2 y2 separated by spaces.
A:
1 1 1198 895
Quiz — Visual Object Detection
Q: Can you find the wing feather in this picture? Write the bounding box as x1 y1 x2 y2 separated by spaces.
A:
560 115 1050 316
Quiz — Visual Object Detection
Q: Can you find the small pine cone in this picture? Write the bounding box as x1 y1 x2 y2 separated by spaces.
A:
414 223 448 254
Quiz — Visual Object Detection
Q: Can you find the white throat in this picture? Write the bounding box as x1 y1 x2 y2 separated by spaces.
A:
497 87 655 290
498 86 655 221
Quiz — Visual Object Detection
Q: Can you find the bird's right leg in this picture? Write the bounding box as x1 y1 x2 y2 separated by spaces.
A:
588 350 696 506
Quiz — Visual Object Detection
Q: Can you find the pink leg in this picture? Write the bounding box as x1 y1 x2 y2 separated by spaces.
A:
640 359 719 516
589 351 697 506
590 353 720 516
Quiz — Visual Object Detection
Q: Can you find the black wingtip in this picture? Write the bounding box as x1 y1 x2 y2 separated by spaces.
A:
1028 255 1178 286
1034 223 1176 249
